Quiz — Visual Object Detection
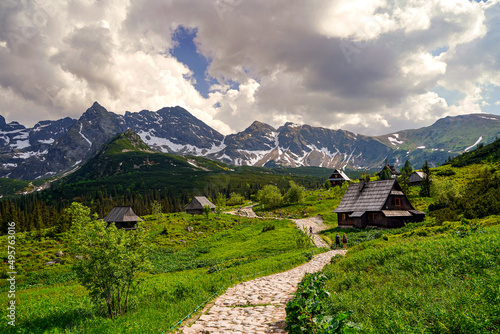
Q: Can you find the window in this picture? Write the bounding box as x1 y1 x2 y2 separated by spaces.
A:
341 213 347 220
368 213 376 221
395 198 401 207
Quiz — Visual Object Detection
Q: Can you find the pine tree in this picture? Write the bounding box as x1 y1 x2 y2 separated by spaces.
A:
419 161 432 197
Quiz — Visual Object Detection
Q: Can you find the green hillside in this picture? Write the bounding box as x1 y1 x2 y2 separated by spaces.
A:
447 137 500 167
377 114 500 167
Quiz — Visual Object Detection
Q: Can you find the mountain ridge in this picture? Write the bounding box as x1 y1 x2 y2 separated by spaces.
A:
1 102 499 180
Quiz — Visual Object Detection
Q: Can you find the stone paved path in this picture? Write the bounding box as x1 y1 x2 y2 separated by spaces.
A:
224 204 259 218
181 212 344 334
292 216 330 249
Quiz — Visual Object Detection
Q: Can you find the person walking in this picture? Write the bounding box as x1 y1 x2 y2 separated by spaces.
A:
334 233 341 249
342 233 348 249
309 226 313 234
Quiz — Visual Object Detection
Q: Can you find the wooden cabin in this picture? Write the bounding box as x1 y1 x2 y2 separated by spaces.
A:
334 180 425 229
328 169 350 187
184 196 216 215
408 171 427 185
377 165 401 179
104 206 143 229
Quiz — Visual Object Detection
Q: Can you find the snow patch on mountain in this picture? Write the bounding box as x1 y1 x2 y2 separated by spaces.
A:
479 116 498 120
388 136 403 145
464 136 483 152
79 123 92 147
202 140 227 155
11 140 30 149
38 138 55 144
138 130 202 154
14 150 48 159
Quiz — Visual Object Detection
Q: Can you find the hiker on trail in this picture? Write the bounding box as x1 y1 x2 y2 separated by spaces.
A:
342 233 348 249
334 233 341 249
309 226 313 234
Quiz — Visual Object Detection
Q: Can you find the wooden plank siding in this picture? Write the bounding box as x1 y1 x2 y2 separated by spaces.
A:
335 180 425 229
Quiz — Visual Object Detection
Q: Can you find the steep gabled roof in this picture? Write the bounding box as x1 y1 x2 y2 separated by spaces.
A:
377 165 401 176
334 180 396 213
184 196 216 210
104 206 142 222
328 169 350 181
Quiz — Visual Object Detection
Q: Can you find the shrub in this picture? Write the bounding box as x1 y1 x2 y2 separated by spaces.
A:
256 185 283 209
285 273 360 333
261 224 276 233
226 192 244 206
67 202 153 318
284 181 305 204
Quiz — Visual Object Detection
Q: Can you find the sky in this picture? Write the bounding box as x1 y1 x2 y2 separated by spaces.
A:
0 0 499 136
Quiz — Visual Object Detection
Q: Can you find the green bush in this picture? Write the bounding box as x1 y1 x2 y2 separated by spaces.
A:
261 224 276 233
67 203 153 318
256 185 283 209
285 273 360 333
226 192 244 206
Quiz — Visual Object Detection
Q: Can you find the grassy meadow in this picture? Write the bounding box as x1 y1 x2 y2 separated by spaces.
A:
0 213 321 333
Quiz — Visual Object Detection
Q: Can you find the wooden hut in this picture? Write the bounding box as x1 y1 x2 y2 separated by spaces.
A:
184 196 216 215
408 171 427 185
377 165 401 179
104 206 143 229
334 179 425 229
328 169 350 187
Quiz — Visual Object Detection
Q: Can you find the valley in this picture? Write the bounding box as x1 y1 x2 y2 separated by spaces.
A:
0 136 498 333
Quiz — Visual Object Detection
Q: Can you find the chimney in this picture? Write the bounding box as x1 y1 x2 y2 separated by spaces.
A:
359 180 365 192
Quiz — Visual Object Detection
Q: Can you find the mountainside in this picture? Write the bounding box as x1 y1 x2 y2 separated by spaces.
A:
64 129 228 184
1 102 499 180
377 114 500 167
209 121 392 169
447 137 500 167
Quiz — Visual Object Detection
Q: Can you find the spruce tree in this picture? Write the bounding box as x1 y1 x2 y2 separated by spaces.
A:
419 161 432 197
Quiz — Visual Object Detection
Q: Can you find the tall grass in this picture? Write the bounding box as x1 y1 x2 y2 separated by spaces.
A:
321 223 500 333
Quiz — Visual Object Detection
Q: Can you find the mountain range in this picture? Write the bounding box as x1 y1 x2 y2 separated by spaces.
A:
1 101 499 180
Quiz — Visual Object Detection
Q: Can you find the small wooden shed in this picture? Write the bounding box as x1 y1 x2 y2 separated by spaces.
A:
408 171 427 185
334 179 425 229
184 196 216 215
328 169 350 187
104 206 143 229
377 165 401 179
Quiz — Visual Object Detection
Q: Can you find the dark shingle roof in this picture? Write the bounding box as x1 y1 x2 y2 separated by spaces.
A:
334 180 396 213
184 196 216 210
104 207 142 222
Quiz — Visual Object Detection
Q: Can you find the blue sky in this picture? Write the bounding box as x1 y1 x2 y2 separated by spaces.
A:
171 26 212 98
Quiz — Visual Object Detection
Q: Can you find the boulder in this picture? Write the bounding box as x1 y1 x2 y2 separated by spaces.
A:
184 226 194 232
55 251 63 257
45 261 55 265
53 258 61 263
